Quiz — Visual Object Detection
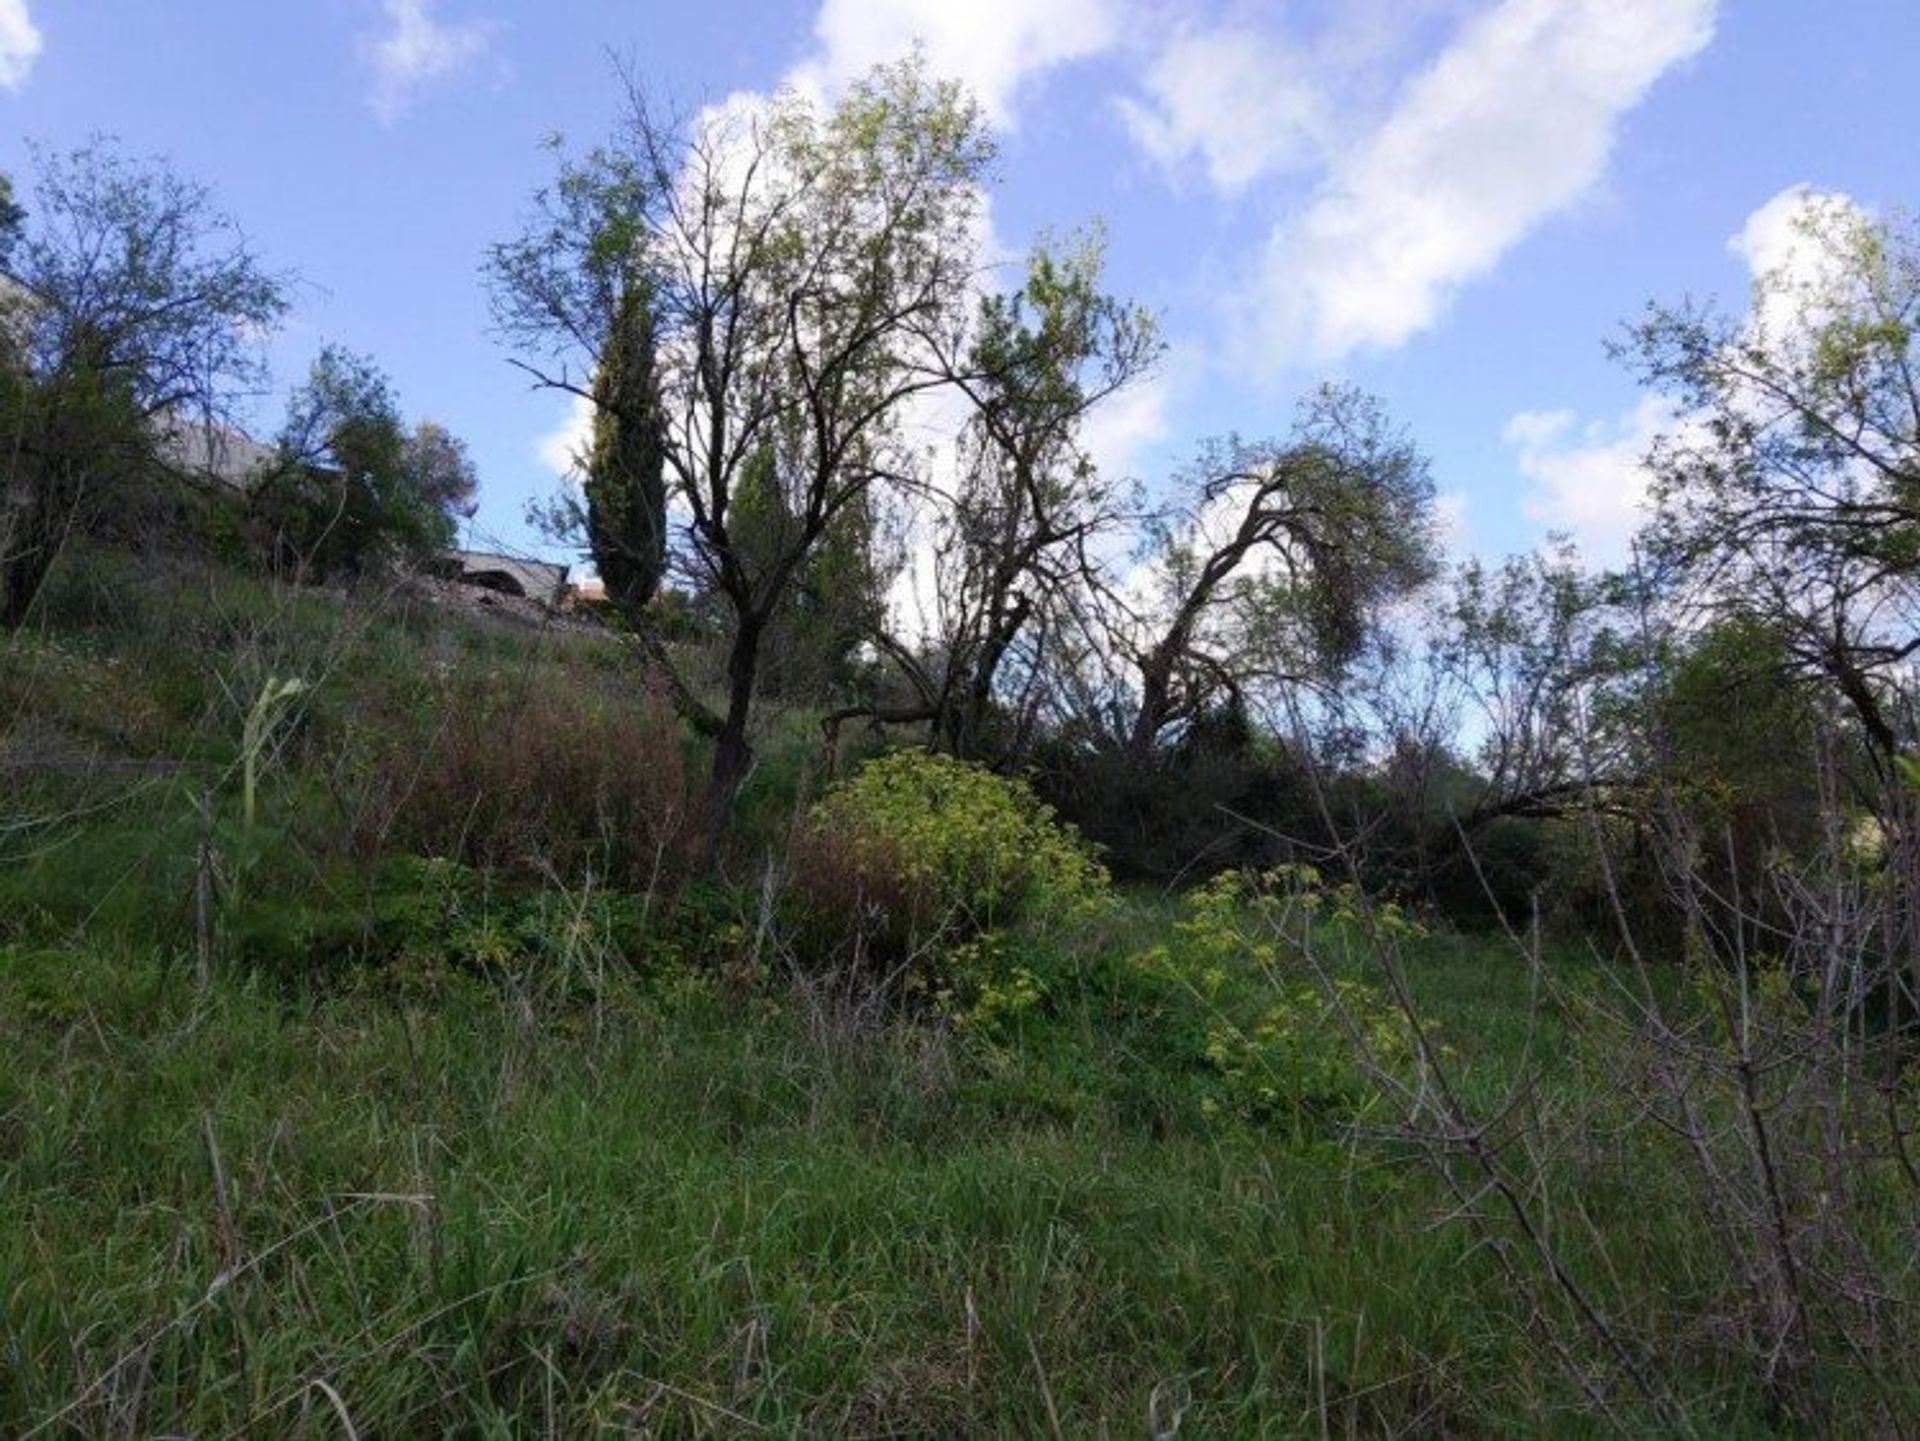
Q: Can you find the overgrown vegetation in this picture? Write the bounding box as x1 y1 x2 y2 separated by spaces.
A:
4 53 1919 1439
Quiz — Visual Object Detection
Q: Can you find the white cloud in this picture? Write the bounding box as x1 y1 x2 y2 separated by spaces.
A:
1433 489 1470 554
792 0 1116 128
1507 396 1671 563
364 0 495 123
1257 0 1716 365
1506 183 1867 564
537 392 592 483
1117 27 1331 193
1081 368 1171 484
0 0 42 91
1731 182 1871 339
1733 184 1854 279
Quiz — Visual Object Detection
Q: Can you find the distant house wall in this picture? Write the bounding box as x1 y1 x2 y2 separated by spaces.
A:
155 417 276 490
439 548 568 605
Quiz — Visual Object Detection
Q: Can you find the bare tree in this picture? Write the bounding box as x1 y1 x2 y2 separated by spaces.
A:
1112 385 1435 760
488 58 996 849
1433 541 1651 828
827 229 1160 761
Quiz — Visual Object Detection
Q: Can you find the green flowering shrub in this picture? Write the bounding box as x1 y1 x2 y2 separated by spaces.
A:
786 750 1111 997
1199 978 1416 1132
1137 865 1429 1135
799 750 1109 929
934 931 1049 1037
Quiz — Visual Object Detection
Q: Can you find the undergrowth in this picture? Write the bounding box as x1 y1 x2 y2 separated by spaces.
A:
4 547 1915 1436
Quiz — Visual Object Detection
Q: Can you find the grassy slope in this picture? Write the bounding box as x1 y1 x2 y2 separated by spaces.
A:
3 946 1549 1438
1 551 1910 1436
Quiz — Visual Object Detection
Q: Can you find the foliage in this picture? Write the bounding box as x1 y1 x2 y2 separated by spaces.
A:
1035 697 1314 880
8 533 1920 1434
872 229 1160 756
1135 867 1426 1134
255 346 477 576
705 443 896 703
1 141 287 626
1626 197 1920 767
7 140 287 418
802 749 1110 936
1118 384 1437 756
489 55 998 838
582 279 669 621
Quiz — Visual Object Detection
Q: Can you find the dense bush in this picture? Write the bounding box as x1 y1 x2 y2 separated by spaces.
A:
345 666 688 889
1134 867 1426 1137
1033 704 1316 882
799 750 1108 929
784 750 1110 992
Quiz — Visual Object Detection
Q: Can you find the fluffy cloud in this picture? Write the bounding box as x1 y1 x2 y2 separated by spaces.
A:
0 0 42 91
1258 0 1716 364
792 0 1116 128
1117 27 1331 193
1731 182 1871 338
1433 489 1470 553
364 0 495 123
1507 396 1671 563
1081 367 1172 484
1506 183 1866 562
1733 183 1859 279
537 391 593 483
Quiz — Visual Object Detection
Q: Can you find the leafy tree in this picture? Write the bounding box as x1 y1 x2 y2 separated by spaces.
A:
402 420 482 527
1625 198 1920 774
257 347 476 577
1114 385 1436 759
0 142 286 627
841 230 1160 761
1656 615 1830 939
489 57 996 847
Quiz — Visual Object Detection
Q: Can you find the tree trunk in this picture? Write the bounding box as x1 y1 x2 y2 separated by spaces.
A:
1127 649 1176 760
954 592 1030 759
693 615 764 860
0 483 56 632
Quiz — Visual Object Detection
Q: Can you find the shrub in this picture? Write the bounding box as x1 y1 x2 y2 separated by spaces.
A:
1031 704 1316 881
1137 866 1427 1137
799 750 1108 929
344 665 688 889
784 750 1110 996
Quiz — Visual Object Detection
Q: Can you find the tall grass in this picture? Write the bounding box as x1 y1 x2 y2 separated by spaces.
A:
3 938 1595 1438
6 546 1915 1435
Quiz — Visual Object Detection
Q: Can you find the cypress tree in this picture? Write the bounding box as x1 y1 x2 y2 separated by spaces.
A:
585 280 669 620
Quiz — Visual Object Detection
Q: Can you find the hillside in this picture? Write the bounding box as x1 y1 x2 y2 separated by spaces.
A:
3 547 1914 1436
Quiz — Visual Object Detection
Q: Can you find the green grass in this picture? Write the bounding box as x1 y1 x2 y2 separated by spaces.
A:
8 913 1883 1437
4 547 1915 1436
1 941 1568 1438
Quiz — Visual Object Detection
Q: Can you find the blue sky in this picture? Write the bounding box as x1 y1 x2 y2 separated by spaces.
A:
3 0 1916 570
